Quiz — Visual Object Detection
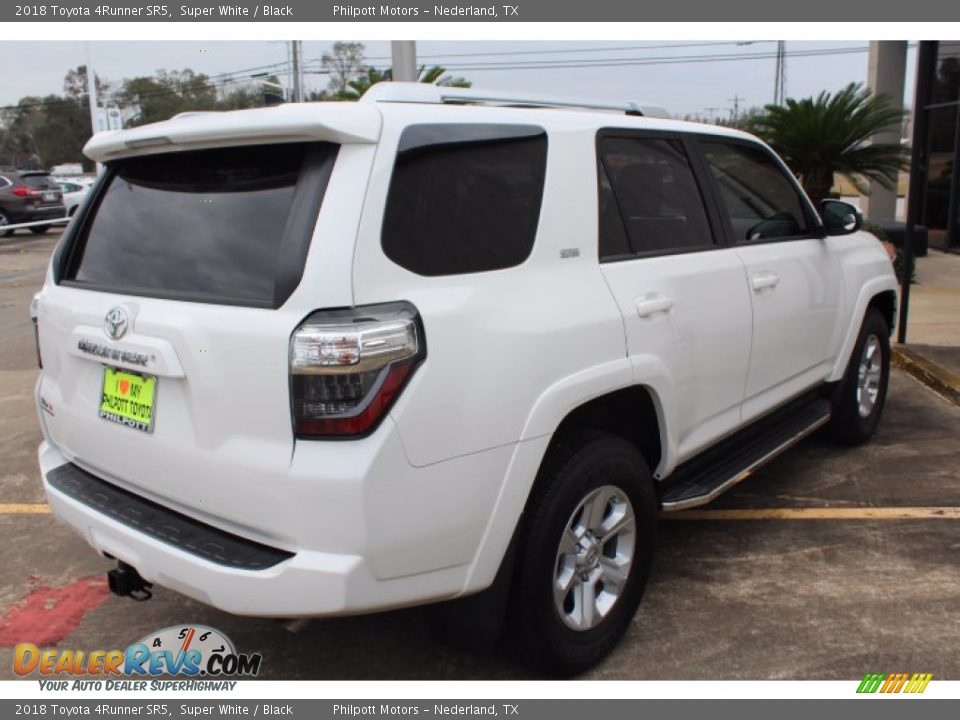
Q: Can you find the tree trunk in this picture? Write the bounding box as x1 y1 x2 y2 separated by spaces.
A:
802 168 835 206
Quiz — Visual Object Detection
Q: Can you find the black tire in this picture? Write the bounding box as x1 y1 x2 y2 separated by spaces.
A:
29 225 51 235
511 431 657 677
0 211 12 238
827 308 890 445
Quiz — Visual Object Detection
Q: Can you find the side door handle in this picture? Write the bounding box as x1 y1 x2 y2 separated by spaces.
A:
751 271 781 292
635 294 674 318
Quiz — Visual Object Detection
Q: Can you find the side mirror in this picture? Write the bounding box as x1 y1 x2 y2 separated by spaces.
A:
820 199 863 236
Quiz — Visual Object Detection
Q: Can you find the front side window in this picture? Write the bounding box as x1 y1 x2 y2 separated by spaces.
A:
382 124 547 276
598 135 715 258
701 141 810 242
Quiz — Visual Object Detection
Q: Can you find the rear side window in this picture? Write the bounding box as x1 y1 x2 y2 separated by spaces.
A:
701 140 810 241
382 124 547 276
64 142 336 307
598 135 714 257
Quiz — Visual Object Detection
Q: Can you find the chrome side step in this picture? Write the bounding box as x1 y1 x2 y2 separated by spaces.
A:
659 395 832 511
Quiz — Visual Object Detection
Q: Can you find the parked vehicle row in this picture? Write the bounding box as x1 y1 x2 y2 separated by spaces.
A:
0 170 66 237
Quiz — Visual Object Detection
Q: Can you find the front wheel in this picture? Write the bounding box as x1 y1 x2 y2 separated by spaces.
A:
827 308 891 445
511 432 657 677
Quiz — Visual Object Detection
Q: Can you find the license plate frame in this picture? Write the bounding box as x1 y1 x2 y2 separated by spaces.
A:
42 192 57 203
98 367 157 434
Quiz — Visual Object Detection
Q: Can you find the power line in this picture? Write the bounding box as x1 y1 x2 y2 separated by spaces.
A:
1 43 898 114
384 45 873 71
360 40 768 61
302 44 873 75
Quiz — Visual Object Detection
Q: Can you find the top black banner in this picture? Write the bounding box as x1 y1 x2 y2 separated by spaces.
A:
5 0 960 22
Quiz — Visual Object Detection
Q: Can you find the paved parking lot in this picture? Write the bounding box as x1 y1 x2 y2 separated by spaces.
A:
1 229 959 680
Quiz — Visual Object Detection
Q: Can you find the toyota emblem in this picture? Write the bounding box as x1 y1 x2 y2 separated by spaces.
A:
103 307 129 340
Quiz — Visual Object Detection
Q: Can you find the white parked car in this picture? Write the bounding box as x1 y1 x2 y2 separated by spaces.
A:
54 177 94 217
32 83 898 676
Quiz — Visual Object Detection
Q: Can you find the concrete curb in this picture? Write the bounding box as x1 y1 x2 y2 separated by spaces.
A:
893 345 960 408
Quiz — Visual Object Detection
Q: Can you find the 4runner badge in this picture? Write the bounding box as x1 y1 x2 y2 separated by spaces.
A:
104 307 129 340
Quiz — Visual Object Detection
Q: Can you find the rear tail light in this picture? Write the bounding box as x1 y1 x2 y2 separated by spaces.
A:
290 302 425 438
12 187 40 198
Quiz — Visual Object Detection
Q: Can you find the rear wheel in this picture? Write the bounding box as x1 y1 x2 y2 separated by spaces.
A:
511 431 657 677
0 211 12 238
29 225 51 235
827 308 890 445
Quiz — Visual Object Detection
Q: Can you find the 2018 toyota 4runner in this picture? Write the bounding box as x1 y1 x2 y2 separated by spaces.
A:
32 83 898 676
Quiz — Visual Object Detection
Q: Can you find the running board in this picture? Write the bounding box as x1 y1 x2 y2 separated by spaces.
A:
659 394 832 511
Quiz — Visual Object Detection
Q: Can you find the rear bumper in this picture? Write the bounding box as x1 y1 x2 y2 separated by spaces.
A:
37 430 510 617
8 205 66 223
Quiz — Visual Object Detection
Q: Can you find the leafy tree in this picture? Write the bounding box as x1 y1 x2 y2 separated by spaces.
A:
748 83 909 205
63 65 110 100
322 42 366 96
0 95 91 169
119 69 219 126
336 65 471 100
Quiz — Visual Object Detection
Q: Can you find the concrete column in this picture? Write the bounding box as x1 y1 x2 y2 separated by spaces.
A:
861 41 908 222
391 41 418 83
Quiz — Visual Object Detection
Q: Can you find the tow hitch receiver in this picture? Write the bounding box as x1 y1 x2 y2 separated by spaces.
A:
107 562 153 601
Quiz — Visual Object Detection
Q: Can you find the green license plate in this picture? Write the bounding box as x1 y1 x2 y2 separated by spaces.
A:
99 367 156 433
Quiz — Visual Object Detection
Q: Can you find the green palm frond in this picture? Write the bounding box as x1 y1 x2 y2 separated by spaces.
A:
749 82 909 204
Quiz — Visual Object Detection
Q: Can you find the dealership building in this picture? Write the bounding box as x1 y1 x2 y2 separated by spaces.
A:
865 40 959 253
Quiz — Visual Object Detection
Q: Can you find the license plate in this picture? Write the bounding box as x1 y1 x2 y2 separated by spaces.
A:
99 367 156 433
42 192 56 202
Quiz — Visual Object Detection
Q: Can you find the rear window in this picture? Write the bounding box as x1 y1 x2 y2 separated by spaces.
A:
22 174 57 190
382 124 547 276
63 142 337 307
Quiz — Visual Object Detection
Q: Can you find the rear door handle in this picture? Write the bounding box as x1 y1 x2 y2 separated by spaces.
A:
751 272 781 291
635 294 674 318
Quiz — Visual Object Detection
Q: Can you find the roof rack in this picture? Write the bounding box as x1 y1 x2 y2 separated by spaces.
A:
360 82 670 119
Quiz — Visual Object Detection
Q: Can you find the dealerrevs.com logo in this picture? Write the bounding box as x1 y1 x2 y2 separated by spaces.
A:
14 625 262 687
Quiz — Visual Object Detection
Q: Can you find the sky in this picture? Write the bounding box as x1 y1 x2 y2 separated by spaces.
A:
0 40 917 119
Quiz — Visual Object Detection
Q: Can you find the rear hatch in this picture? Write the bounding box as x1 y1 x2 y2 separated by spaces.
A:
36 104 381 548
19 172 63 210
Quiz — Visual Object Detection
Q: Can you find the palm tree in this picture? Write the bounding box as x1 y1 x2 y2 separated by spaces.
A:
748 83 909 205
336 65 471 100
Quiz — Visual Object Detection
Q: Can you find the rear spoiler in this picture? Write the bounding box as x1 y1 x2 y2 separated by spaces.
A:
84 102 382 162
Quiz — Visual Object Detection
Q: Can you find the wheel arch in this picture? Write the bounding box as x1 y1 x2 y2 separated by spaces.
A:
829 277 899 382
462 380 671 597
548 385 663 477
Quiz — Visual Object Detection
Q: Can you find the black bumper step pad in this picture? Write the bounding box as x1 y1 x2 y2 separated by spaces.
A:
47 463 294 571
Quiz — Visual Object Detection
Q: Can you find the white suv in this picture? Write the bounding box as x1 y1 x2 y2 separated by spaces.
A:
33 83 898 676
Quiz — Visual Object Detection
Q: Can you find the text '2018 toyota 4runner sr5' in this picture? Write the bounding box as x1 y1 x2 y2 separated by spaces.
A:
32 83 898 676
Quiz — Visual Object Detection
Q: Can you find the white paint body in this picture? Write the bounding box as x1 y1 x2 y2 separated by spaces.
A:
34 91 898 616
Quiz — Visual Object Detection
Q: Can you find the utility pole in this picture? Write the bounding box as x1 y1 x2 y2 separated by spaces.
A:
391 41 418 82
84 42 99 134
704 107 720 123
773 41 787 105
728 95 744 123
84 42 103 174
290 40 303 102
